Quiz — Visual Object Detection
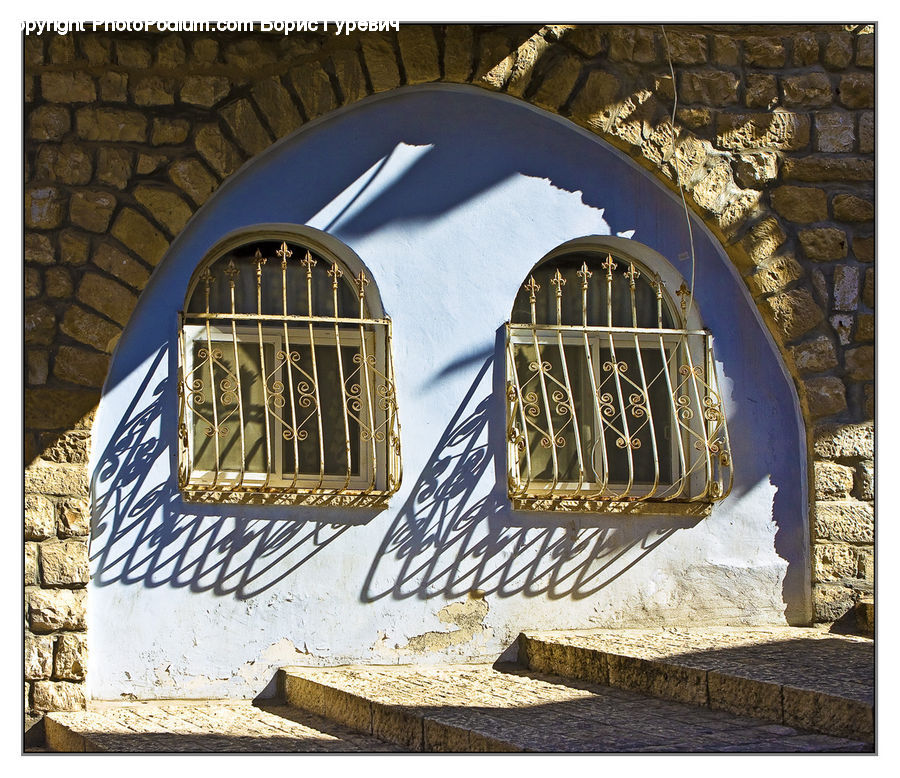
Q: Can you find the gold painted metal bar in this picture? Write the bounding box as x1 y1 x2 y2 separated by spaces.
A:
604 332 633 498
329 263 353 491
253 250 274 489
302 250 326 492
506 326 534 497
356 271 377 493
226 259 247 489
186 311 390 326
278 242 301 490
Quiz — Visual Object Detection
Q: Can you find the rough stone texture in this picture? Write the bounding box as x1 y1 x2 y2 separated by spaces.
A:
69 189 116 233
814 544 858 583
35 144 93 185
26 634 54 680
833 265 859 311
40 540 90 586
531 54 582 112
251 78 302 138
180 75 231 107
44 268 73 299
75 108 147 142
91 241 150 290
782 73 833 107
111 208 169 266
132 76 176 106
195 124 242 179
168 159 218 206
858 112 874 154
59 498 92 538
798 228 848 261
679 71 740 106
53 345 110 388
844 346 873 381
856 460 874 502
26 543 39 586
60 305 122 353
221 99 273 156
791 337 838 373
96 147 133 189
32 682 87 712
54 633 88 681
813 422 873 460
443 25 475 82
28 588 88 633
746 254 804 297
570 70 621 128
59 230 90 266
362 36 402 93
763 287 825 342
151 118 190 146
398 26 441 84
814 501 874 543
745 74 778 109
25 302 57 345
832 194 873 223
771 186 827 223
743 36 786 68
77 273 138 326
26 186 67 229
815 462 855 499
29 105 71 141
838 73 874 109
815 112 855 153
852 235 874 263
133 185 193 236
782 156 873 182
804 376 847 417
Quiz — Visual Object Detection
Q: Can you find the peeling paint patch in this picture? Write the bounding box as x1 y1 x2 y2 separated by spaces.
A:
404 594 490 653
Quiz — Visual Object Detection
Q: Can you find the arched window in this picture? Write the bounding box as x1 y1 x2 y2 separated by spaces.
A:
177 231 401 506
506 239 732 511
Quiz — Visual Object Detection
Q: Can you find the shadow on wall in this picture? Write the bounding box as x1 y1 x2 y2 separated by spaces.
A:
361 329 700 604
89 346 379 600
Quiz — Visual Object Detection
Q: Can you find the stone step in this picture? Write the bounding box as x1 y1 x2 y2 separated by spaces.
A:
44 700 403 752
518 626 874 744
856 597 874 637
280 663 870 752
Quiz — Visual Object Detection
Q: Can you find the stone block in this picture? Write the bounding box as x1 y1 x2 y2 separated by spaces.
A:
845 346 873 381
111 208 169 266
32 681 87 712
804 376 847 417
793 32 819 66
798 228 847 261
609 27 658 64
679 70 739 106
838 73 874 108
44 717 86 752
814 500 873 543
746 254 804 297
398 26 441 84
223 39 277 71
115 39 151 67
26 186 66 229
40 539 90 586
39 429 91 465
59 497 92 537
251 77 302 139
221 99 272 156
855 459 874 502
75 108 147 142
28 588 87 632
60 230 90 266
54 633 87 680
180 75 231 107
783 686 873 743
782 73 833 107
745 73 778 109
26 633 54 680
26 494 57 540
475 31 516 89
372 702 423 750
25 461 89 497
195 125 242 179
330 50 367 104
824 32 853 68
69 189 116 232
53 345 110 388
813 582 858 623
665 31 708 64
771 185 827 223
791 336 838 373
168 159 218 206
833 194 874 222
92 241 149 290
833 265 859 310
782 156 873 182
60 305 122 353
424 718 471 752
290 63 336 120
531 54 582 112
708 672 782 722
25 302 56 346
852 234 874 262
830 314 853 346
712 35 739 66
814 461 854 499
25 233 55 265
763 287 824 342
191 38 219 64
743 36 786 67
26 349 49 385
854 313 874 342
35 144 93 185
41 71 97 104
813 542 858 582
606 654 707 706
151 118 190 146
25 542 39 586
323 686 373 732
156 34 187 69
570 70 621 129
717 111 811 151
24 266 41 300
856 31 874 67
133 185 193 236
442 26 474 82
98 71 128 102
282 673 326 717
739 217 787 266
28 105 71 141
77 273 137 326
815 112 854 153
362 36 401 93
45 267 74 299
505 34 548 97
862 268 873 308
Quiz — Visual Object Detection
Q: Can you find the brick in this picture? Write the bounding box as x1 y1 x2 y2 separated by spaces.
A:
26 542 39 586
59 230 91 266
24 267 41 299
679 70 739 106
782 156 873 182
443 25 474 81
475 31 516 89
25 461 90 496
743 36 786 67
793 32 820 66
854 313 874 342
745 74 778 109
55 633 88 681
815 112 854 153
330 50 367 104
98 71 128 102
115 39 151 67
156 34 187 69
45 267 74 299
25 232 55 265
39 429 91 465
845 346 873 381
570 70 622 130
838 73 873 108
531 54 582 112
180 75 231 107
856 460 874 501
833 265 859 311
151 118 190 146
289 63 336 120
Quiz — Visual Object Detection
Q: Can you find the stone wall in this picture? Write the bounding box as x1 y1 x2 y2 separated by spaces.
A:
24 22 874 725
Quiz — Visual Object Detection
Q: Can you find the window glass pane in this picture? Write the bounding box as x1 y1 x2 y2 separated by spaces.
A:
192 339 275 475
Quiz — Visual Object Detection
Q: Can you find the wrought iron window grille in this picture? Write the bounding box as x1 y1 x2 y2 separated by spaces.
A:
177 239 401 506
506 250 733 513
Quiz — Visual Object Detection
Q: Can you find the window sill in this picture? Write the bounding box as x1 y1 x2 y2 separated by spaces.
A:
180 486 393 508
510 495 713 517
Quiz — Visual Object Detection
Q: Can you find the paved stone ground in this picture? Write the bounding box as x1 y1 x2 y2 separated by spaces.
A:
522 626 874 703
44 700 402 752
282 664 871 752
